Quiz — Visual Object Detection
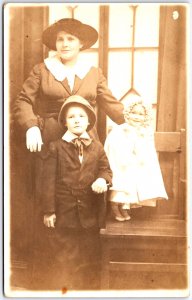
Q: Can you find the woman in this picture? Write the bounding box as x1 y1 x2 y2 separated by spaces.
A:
14 18 124 152
13 18 124 290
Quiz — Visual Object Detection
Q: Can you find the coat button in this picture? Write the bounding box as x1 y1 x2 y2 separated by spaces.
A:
77 199 81 203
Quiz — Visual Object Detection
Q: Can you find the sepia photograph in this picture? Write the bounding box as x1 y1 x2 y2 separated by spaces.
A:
4 2 189 297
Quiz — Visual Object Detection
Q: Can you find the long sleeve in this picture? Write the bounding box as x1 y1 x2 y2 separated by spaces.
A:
96 68 124 125
104 126 132 169
40 143 57 214
14 64 42 131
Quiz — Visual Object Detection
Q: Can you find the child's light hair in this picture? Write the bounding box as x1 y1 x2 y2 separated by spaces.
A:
122 96 153 127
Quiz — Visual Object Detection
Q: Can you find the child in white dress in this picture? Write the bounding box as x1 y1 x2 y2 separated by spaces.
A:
104 97 168 221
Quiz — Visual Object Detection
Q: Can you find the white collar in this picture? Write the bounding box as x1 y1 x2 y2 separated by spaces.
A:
44 54 92 82
62 130 91 143
120 122 153 136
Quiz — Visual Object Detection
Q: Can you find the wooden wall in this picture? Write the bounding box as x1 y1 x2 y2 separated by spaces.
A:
9 6 48 286
156 5 187 220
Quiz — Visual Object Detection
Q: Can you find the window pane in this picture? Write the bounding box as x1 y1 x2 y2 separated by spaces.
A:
134 50 158 103
75 4 99 48
108 4 133 48
135 5 160 47
108 51 132 99
49 4 72 23
75 4 99 32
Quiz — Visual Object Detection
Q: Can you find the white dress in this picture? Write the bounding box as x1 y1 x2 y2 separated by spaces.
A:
104 123 168 208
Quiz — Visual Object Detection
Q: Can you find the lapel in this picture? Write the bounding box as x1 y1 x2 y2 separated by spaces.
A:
60 76 84 95
61 141 81 165
80 142 93 169
60 78 72 95
72 76 83 94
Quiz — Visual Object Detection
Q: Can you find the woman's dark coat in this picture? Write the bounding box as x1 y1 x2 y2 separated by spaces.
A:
14 63 124 143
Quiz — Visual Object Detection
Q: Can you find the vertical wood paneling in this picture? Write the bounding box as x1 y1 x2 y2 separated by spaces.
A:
9 6 49 288
9 7 24 111
156 5 187 219
175 7 187 131
97 6 109 144
157 5 186 132
23 7 46 79
178 129 187 219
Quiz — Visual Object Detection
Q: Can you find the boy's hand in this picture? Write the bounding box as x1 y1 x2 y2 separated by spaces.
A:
91 178 108 194
43 213 56 228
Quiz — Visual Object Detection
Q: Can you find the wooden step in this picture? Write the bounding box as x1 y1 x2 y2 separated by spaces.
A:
100 219 188 290
100 219 187 237
109 262 187 273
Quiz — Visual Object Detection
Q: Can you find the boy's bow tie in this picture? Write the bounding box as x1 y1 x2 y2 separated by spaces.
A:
71 137 92 156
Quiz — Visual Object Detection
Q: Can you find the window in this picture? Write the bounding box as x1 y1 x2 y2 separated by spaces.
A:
107 4 160 130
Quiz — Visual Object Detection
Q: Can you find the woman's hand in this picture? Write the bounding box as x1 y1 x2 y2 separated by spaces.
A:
43 213 56 228
26 126 43 152
91 178 108 194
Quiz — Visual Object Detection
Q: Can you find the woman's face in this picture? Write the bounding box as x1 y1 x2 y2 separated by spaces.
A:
56 31 83 64
65 105 89 136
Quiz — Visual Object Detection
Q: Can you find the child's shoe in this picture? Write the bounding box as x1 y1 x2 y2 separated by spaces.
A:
119 207 131 220
115 216 126 222
124 214 131 221
111 203 126 221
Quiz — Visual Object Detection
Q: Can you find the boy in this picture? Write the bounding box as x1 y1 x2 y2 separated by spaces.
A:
41 95 112 290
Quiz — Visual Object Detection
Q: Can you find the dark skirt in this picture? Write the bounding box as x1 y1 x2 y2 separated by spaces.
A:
32 222 101 291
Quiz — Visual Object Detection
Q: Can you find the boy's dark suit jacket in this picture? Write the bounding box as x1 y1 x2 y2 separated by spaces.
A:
40 138 112 229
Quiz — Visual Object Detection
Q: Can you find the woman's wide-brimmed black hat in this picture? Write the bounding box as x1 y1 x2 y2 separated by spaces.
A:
42 18 98 51
58 95 96 131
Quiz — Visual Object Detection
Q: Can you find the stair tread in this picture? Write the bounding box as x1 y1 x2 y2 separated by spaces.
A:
111 261 187 265
108 262 187 273
100 219 187 237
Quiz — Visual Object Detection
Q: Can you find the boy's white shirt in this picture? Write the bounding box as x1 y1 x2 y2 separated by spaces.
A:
44 54 93 91
62 130 91 163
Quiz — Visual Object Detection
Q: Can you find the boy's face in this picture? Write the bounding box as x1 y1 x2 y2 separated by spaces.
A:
124 104 146 127
65 105 89 136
